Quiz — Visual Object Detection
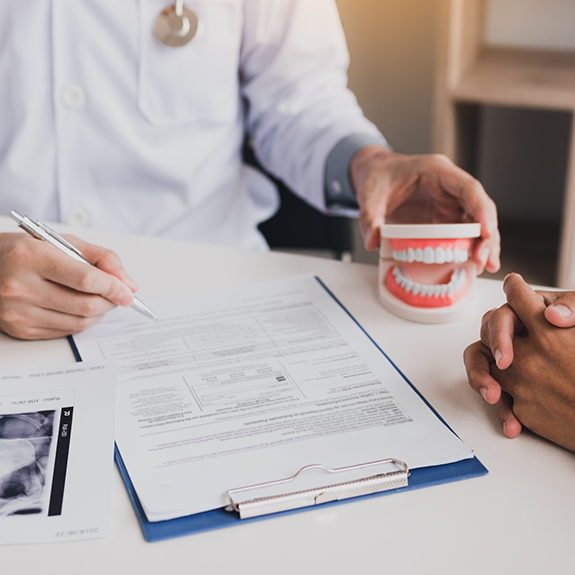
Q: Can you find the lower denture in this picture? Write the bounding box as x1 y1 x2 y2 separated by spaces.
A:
386 266 470 308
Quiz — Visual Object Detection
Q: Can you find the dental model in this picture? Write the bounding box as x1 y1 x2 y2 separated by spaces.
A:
379 223 482 323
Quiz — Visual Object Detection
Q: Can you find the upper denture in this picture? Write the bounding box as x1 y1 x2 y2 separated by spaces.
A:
392 245 468 264
389 238 471 265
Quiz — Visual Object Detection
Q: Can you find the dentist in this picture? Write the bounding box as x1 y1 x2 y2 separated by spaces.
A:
0 0 500 339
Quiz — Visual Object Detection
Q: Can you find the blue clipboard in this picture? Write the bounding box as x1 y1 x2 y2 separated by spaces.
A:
69 277 487 542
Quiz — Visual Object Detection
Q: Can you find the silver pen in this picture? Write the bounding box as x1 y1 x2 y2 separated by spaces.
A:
10 210 158 321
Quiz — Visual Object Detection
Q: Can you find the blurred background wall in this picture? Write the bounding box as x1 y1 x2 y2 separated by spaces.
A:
336 0 438 156
335 0 441 264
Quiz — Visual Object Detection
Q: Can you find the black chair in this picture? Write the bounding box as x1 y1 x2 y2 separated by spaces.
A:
243 139 353 260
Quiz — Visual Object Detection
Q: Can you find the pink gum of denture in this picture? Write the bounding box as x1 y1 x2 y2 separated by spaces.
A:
386 266 471 308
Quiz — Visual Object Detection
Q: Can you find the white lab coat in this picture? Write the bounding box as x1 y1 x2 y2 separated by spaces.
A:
0 0 382 249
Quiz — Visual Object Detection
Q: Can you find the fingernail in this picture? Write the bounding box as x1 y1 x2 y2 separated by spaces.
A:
118 290 134 307
363 228 373 247
479 247 489 266
502 421 507 434
550 304 573 320
494 349 502 368
120 270 138 291
479 388 488 401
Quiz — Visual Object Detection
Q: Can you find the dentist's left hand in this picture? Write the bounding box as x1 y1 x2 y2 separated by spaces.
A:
350 146 501 275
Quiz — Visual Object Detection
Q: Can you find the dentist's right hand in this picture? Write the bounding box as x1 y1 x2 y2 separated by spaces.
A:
0 233 138 340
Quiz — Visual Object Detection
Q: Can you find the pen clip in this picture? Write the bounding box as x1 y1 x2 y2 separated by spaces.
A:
10 210 45 240
35 220 83 256
11 210 84 256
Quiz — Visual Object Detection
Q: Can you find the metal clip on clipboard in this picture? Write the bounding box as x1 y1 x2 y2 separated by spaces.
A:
226 458 410 519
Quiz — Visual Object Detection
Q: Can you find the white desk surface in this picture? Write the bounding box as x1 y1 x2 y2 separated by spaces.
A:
1 217 574 574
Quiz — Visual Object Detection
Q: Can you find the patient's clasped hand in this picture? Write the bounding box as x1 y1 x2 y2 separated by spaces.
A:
465 273 575 452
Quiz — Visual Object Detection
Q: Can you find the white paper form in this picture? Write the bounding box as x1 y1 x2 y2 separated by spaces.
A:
74 275 473 521
0 362 116 544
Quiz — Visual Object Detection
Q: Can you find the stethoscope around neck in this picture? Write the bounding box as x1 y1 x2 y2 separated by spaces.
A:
154 1 201 47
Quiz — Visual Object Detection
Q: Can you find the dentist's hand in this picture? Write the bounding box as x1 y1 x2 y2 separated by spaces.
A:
0 233 138 340
350 146 500 275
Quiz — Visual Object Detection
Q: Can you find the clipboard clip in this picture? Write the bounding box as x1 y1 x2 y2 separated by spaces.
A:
226 458 409 519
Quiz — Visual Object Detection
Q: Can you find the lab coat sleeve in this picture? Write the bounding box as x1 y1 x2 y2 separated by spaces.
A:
240 0 387 214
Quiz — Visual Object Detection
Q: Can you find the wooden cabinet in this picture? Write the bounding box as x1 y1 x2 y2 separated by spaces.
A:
434 0 575 287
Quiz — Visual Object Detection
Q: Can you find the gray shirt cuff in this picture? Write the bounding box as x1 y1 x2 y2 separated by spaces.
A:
324 133 390 210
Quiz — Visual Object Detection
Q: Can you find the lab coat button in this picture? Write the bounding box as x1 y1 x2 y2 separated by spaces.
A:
66 209 89 227
62 85 86 109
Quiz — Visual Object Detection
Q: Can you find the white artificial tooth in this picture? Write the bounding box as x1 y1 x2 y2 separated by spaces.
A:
396 267 407 283
447 283 455 297
433 285 441 297
402 250 408 261
435 246 446 264
440 284 448 296
392 266 399 277
415 248 423 262
445 248 453 263
412 282 421 296
420 285 428 297
405 279 413 293
407 247 415 263
453 248 468 264
423 246 435 264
